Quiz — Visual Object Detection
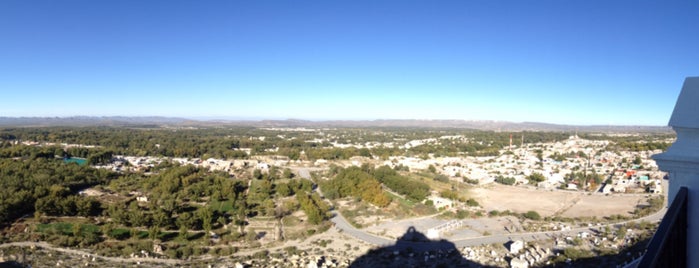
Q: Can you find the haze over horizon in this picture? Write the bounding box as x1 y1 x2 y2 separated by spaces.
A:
2 1 698 126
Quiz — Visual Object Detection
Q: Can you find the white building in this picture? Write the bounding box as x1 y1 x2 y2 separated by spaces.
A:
508 240 524 254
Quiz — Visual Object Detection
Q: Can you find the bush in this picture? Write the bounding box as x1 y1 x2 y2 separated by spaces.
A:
284 246 299 255
523 211 541 220
433 174 449 183
527 172 546 184
563 247 593 260
495 176 516 185
463 178 479 184
252 250 269 259
466 198 479 207
456 210 470 219
178 246 193 258
109 228 131 240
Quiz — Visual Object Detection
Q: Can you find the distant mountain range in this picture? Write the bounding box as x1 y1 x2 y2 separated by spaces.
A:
0 116 672 133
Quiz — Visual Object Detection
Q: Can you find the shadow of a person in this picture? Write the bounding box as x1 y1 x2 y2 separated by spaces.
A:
349 226 494 268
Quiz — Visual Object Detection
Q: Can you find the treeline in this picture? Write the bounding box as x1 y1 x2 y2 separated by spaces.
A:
0 127 263 159
612 141 671 152
405 131 573 158
1 127 580 162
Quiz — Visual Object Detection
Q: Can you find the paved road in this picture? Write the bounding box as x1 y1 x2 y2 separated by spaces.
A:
299 167 668 250
330 212 394 247
293 167 394 245
329 197 668 249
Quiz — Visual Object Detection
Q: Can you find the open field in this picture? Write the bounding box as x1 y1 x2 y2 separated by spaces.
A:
470 184 653 218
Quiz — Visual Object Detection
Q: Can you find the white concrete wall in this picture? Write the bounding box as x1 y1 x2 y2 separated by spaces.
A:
653 76 699 268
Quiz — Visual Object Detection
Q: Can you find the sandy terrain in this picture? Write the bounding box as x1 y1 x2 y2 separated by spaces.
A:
470 184 650 218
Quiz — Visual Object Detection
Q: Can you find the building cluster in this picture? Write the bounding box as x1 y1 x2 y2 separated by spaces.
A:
374 135 664 193
98 155 289 176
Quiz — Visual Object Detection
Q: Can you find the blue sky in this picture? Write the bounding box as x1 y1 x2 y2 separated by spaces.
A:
1 1 698 125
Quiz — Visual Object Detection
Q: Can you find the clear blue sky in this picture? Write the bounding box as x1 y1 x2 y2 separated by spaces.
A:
1 1 698 125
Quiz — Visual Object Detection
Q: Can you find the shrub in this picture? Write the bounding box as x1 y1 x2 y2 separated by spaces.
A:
252 250 269 259
563 247 593 260
433 174 449 183
463 178 479 184
523 211 541 220
456 210 470 219
495 176 516 185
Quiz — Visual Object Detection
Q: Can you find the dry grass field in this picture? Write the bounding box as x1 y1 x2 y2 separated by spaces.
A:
470 184 653 218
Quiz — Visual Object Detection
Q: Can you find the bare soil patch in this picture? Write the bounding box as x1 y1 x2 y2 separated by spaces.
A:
470 184 646 218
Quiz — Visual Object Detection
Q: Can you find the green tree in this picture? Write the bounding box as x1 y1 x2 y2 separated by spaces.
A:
72 223 83 237
197 206 214 233
282 168 294 179
276 183 293 197
633 156 642 165
527 172 546 184
179 225 188 241
428 164 437 173
253 169 263 180
149 226 160 240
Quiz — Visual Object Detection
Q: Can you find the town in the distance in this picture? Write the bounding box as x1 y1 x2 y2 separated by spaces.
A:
0 119 674 267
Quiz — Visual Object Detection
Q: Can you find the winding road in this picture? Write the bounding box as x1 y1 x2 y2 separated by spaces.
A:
295 167 669 249
330 203 667 249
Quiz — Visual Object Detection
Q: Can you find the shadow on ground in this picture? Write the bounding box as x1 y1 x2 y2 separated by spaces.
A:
0 261 23 268
349 226 494 268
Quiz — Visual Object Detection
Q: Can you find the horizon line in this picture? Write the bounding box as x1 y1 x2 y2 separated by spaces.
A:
0 115 670 128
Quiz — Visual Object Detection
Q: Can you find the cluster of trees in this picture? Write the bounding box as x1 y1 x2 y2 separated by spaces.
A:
104 165 240 234
373 166 430 201
0 148 116 226
549 151 588 162
0 138 331 241
102 161 325 243
35 186 101 217
296 192 330 224
304 147 367 161
0 143 117 167
322 164 434 207
320 166 390 207
563 171 604 191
